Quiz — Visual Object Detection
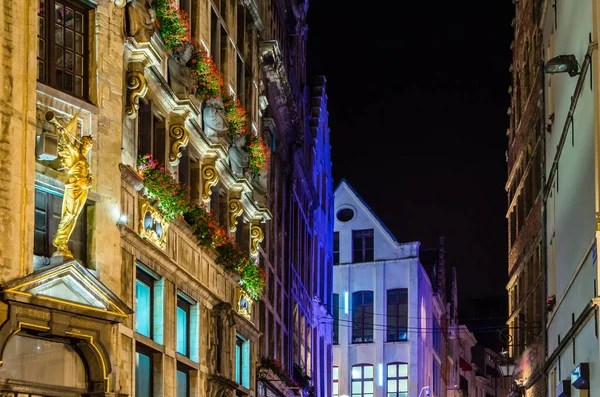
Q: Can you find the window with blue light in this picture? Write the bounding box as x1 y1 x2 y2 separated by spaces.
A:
352 291 374 343
235 334 250 388
176 365 189 397
136 268 154 338
387 289 408 342
135 348 153 397
176 296 190 357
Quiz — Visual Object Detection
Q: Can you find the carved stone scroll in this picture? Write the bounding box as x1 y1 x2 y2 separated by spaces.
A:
201 164 219 203
125 71 148 120
168 124 189 165
250 224 264 257
228 198 243 233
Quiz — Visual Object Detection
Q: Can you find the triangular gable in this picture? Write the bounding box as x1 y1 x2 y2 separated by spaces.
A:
334 179 399 248
2 260 131 319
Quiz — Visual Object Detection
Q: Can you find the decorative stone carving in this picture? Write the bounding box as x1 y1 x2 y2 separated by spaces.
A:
212 302 235 377
139 199 169 250
111 0 127 8
168 124 189 165
228 197 243 233
236 287 252 321
228 134 249 178
168 44 195 98
202 163 219 203
203 98 229 138
125 71 148 119
126 0 156 42
250 224 263 257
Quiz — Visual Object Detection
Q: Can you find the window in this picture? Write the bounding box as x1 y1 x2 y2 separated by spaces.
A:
135 346 153 397
387 289 408 342
432 318 441 354
177 296 190 357
337 208 355 222
333 293 339 344
333 366 339 397
34 187 87 259
352 229 374 262
432 360 441 396
333 231 340 265
136 268 155 338
351 364 374 397
352 291 374 343
235 334 250 388
38 0 89 98
176 364 189 397
387 363 408 397
138 100 166 163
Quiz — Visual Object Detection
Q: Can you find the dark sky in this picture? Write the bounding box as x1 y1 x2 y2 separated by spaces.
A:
307 1 515 344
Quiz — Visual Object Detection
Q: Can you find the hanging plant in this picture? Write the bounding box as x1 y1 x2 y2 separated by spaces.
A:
153 0 190 51
248 134 270 175
188 43 223 101
222 93 248 138
137 154 190 221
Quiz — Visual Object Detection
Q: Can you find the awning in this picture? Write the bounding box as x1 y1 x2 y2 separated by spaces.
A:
459 357 473 371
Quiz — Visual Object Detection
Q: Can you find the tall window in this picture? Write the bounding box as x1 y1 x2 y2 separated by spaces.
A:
333 231 340 265
432 360 441 396
387 363 408 397
352 229 374 263
38 0 89 98
176 296 190 356
138 100 166 163
176 364 189 397
351 364 374 397
136 268 155 338
236 334 250 388
333 366 339 397
387 289 408 342
333 293 339 344
135 346 153 397
34 188 87 259
352 291 374 343
432 318 441 354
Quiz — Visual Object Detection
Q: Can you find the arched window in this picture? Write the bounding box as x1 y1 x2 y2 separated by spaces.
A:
352 291 374 343
386 362 408 397
351 364 374 397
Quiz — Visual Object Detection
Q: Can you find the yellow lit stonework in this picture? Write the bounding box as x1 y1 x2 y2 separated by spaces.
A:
138 198 169 250
236 287 252 321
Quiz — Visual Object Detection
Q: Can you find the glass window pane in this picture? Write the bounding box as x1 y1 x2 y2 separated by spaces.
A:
176 369 188 397
38 38 45 59
38 17 45 36
75 33 83 54
55 68 63 88
333 367 339 380
352 381 362 394
235 342 241 384
65 29 73 49
398 364 408 377
333 384 338 395
55 25 63 45
135 279 151 337
75 11 83 32
75 76 83 97
352 367 362 379
65 7 74 28
54 2 63 23
388 380 397 392
176 306 187 355
387 364 397 378
363 365 373 379
399 379 408 392
38 0 45 15
135 351 151 397
37 60 45 82
55 46 63 67
364 381 373 394
65 51 73 71
64 71 73 92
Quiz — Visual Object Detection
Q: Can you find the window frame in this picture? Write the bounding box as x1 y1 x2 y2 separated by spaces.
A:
235 334 250 388
352 229 374 263
135 343 155 397
386 288 408 342
37 0 90 99
352 291 374 344
333 293 339 345
176 295 191 357
135 267 155 340
386 362 408 397
176 362 190 397
333 231 340 265
351 364 374 397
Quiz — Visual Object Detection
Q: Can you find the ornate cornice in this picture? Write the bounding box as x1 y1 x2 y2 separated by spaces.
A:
241 0 265 32
259 40 304 150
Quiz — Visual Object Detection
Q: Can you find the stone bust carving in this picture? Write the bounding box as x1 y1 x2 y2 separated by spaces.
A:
203 97 229 138
126 0 156 42
228 134 249 178
168 43 194 97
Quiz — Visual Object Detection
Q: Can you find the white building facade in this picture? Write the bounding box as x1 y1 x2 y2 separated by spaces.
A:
332 180 440 397
542 0 600 396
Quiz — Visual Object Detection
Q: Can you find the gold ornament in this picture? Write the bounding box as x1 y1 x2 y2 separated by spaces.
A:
201 164 218 203
46 111 93 258
168 124 189 165
228 198 243 233
250 225 264 256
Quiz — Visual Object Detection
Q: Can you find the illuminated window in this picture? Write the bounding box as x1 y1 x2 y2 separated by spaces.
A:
236 334 250 388
333 366 339 397
387 363 408 397
37 0 89 98
387 289 408 342
176 364 189 397
352 291 374 344
138 100 166 163
135 346 153 397
136 267 156 339
176 296 190 356
333 293 339 344
352 229 374 263
352 364 374 397
333 232 340 265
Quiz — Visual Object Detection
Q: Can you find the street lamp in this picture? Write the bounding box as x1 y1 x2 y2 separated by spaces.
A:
418 386 431 397
545 54 580 77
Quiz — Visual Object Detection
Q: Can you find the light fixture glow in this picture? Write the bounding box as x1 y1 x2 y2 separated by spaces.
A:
344 291 349 314
118 214 128 224
378 363 383 387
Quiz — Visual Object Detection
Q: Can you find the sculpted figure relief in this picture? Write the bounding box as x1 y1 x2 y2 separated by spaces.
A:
203 97 229 138
228 134 249 178
46 112 93 258
168 44 195 97
126 0 156 42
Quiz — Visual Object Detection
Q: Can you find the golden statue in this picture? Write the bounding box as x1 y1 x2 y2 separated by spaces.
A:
45 111 93 258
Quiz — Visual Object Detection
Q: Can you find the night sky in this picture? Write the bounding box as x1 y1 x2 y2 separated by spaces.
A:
307 1 515 348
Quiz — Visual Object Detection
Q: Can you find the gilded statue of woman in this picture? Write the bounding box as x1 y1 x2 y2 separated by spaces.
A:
46 112 93 258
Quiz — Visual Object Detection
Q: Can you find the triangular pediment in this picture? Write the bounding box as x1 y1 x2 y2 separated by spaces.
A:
2 260 132 320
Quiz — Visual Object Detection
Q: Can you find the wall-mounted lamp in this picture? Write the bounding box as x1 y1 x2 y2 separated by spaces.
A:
117 214 128 225
545 54 580 77
378 364 383 387
344 291 349 314
418 386 431 397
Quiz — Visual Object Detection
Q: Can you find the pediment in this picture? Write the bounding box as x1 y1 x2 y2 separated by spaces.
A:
2 260 132 321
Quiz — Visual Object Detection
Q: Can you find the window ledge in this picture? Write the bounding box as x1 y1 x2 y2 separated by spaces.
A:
133 332 165 353
36 82 99 115
385 340 409 344
176 352 199 369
